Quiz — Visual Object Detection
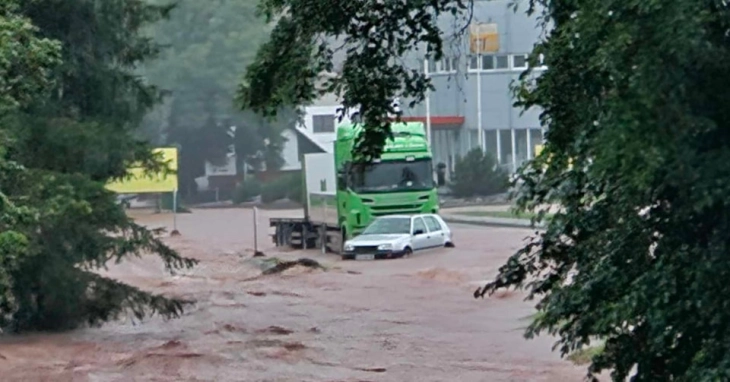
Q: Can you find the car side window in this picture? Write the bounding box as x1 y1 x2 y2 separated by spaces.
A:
424 216 441 232
412 217 427 234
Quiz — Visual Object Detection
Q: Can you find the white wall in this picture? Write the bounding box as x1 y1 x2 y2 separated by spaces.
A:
298 104 350 148
276 97 358 171
280 129 301 171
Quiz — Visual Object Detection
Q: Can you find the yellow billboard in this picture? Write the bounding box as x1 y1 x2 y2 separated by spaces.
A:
469 23 499 53
106 147 178 193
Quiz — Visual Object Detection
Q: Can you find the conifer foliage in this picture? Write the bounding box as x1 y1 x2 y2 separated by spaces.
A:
0 0 196 332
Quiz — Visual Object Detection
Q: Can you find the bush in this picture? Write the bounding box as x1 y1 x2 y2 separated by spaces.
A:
261 171 303 204
233 177 262 204
449 148 509 198
285 171 303 203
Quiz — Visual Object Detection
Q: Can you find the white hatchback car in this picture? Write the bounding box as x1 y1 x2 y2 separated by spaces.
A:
342 214 455 260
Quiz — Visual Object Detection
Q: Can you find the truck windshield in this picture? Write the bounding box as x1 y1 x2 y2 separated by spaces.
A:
349 159 434 193
362 217 411 235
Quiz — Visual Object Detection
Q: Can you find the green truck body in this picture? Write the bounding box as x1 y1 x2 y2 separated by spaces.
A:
333 122 440 239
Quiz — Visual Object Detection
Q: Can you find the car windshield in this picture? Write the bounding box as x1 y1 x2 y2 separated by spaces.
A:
361 217 411 235
349 159 434 193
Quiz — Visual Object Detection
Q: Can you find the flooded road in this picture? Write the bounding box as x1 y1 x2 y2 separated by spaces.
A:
0 208 586 381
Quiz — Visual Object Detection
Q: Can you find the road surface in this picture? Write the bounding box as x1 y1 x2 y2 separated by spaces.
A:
0 208 587 382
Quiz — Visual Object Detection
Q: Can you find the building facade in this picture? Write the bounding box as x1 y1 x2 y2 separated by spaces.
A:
280 0 547 177
401 0 546 179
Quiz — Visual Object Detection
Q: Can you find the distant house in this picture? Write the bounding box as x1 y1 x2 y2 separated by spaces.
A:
197 74 348 190
277 89 353 171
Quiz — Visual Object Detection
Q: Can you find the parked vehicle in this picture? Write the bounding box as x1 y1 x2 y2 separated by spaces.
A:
269 121 440 254
341 213 455 260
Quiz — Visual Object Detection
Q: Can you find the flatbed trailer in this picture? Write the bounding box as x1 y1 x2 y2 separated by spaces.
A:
269 152 344 253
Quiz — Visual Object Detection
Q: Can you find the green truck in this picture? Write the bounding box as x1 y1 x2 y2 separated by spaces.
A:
270 121 440 255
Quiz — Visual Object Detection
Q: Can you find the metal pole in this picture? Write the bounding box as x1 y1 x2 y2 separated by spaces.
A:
511 128 518 173
424 58 432 143
496 129 502 164
253 206 259 254
526 128 532 160
321 225 326 254
476 28 484 153
170 189 180 236
172 189 178 231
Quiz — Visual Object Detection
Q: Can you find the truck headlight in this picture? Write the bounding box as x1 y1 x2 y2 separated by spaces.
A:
344 244 354 252
377 243 393 250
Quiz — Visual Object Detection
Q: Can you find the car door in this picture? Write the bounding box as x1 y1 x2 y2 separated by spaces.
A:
423 215 445 247
410 216 430 250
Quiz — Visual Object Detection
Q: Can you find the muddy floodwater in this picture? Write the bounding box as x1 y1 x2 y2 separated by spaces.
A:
0 208 586 381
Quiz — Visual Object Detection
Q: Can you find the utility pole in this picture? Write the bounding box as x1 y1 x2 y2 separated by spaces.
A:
423 58 432 143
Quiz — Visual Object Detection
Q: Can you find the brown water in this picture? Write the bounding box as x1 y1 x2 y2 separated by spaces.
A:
0 208 587 381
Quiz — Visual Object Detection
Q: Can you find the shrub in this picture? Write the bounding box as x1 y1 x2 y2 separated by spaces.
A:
261 171 303 204
449 148 509 198
285 171 303 203
233 177 262 204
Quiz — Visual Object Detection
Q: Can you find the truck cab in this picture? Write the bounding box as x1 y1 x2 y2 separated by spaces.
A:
334 122 440 239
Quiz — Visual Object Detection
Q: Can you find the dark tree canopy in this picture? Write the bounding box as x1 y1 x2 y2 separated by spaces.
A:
0 1 60 112
0 0 197 332
477 0 730 380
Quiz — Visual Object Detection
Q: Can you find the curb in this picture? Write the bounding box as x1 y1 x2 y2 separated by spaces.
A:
442 215 545 230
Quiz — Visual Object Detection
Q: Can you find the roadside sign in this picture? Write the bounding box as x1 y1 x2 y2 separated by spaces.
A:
469 23 499 53
106 147 178 194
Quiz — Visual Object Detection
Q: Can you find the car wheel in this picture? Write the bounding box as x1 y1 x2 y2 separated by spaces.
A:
403 246 413 258
445 241 455 248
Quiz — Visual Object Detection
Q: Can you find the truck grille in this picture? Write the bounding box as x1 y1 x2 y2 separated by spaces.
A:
370 203 424 216
353 245 379 253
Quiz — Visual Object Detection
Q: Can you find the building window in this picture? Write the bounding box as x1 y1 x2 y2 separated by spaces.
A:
481 55 495 70
495 55 509 69
512 54 528 69
427 57 458 74
468 55 479 71
441 58 452 72
312 114 335 133
438 57 458 73
427 58 437 73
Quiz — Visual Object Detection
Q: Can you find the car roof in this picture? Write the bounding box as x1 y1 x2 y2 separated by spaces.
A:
376 214 412 219
376 214 438 220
